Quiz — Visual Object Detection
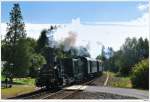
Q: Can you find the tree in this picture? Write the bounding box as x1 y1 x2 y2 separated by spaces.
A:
97 46 106 60
107 37 149 76
120 37 149 76
1 40 11 62
136 37 149 60
12 39 32 77
36 29 49 53
131 59 149 89
5 3 26 45
2 3 28 78
143 38 149 58
2 38 32 77
26 38 46 77
104 47 116 72
107 47 114 58
29 53 46 77
118 37 139 76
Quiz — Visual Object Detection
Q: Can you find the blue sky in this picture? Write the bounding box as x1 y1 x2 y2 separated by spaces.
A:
1 1 149 58
1 1 148 24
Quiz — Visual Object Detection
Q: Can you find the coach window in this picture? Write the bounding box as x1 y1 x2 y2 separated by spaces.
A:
90 61 92 73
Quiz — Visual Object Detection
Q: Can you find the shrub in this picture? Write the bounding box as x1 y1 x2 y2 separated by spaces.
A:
131 59 149 89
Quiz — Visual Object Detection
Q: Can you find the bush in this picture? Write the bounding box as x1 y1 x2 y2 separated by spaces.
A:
131 59 149 89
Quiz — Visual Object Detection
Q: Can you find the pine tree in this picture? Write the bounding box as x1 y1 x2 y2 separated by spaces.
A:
5 3 26 45
2 3 27 78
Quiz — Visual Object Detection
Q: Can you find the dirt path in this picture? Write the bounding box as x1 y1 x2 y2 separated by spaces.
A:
89 72 107 86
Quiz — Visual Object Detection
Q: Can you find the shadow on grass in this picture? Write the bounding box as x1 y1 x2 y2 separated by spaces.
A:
1 81 25 85
1 81 26 89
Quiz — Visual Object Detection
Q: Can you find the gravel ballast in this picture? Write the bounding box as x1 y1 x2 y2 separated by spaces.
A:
68 91 137 99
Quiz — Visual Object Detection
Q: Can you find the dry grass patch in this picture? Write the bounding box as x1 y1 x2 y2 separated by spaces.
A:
1 85 36 99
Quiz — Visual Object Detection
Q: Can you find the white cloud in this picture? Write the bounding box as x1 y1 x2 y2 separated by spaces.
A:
1 12 149 58
130 12 149 26
53 12 149 57
85 12 149 26
25 23 52 39
1 23 54 39
1 23 7 39
138 3 149 11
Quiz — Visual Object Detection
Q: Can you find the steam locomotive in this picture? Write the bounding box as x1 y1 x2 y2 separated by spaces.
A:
35 56 103 89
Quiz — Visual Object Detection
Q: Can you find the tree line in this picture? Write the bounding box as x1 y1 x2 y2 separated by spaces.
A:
97 37 149 89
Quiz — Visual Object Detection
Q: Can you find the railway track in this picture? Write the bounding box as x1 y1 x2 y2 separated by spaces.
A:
43 89 81 99
9 88 59 99
43 77 99 99
60 72 109 99
9 74 106 99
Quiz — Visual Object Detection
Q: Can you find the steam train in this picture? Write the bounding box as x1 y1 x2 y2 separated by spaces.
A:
35 56 103 89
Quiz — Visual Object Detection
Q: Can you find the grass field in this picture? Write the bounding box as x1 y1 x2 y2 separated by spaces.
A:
13 78 35 85
1 74 35 85
107 72 132 88
1 75 36 99
1 85 36 99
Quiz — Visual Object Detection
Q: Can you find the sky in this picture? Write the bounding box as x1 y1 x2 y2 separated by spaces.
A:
1 1 149 58
1 1 148 23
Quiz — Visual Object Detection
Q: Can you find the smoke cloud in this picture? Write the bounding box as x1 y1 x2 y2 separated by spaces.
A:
47 27 90 57
62 31 77 51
